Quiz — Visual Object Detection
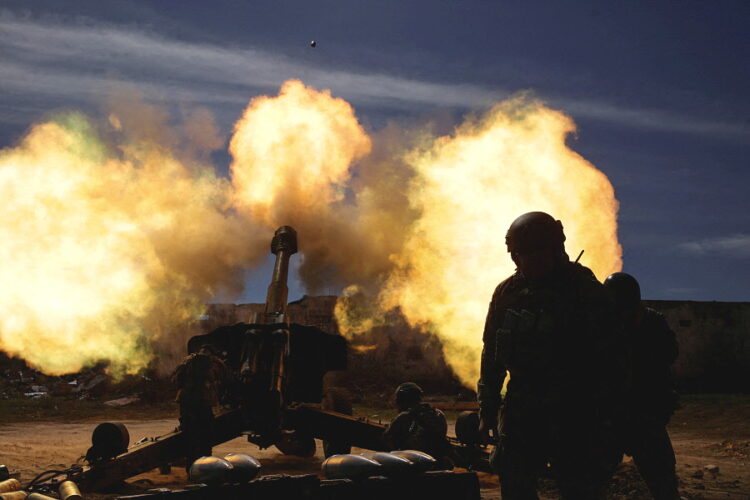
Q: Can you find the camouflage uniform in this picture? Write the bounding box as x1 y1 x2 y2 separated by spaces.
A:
383 402 450 464
478 260 626 500
622 308 680 500
172 349 230 469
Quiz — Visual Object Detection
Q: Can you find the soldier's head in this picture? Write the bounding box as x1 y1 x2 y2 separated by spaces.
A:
395 382 423 412
505 211 566 280
604 272 643 324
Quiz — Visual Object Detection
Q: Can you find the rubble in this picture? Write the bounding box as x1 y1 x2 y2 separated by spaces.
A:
705 464 720 474
22 392 48 399
0 352 171 405
104 397 140 407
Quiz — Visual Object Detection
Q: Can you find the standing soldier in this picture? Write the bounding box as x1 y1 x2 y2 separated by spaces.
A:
604 272 680 500
382 382 450 467
172 344 230 470
478 211 626 500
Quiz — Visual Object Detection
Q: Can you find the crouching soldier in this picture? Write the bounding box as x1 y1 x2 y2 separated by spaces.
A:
382 382 451 468
605 272 680 500
172 344 230 470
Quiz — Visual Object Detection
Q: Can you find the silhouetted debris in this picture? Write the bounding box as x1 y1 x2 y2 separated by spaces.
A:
704 464 719 474
104 396 140 407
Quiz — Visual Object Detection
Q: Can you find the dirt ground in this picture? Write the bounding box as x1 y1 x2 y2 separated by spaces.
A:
0 395 748 499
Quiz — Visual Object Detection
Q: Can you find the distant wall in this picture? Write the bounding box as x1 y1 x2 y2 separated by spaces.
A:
200 297 750 394
645 300 750 393
201 296 464 399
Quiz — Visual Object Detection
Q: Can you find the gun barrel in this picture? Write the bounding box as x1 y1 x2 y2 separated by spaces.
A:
262 226 298 323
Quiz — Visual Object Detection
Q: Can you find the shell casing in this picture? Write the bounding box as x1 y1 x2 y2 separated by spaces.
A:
0 491 28 500
58 481 82 500
28 493 58 500
0 479 21 493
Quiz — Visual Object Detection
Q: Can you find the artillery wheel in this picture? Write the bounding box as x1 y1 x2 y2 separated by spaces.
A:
85 422 130 462
322 387 353 457
455 411 481 445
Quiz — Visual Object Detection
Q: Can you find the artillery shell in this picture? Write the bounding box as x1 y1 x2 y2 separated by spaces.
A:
58 480 82 500
321 454 381 480
389 450 437 472
188 456 234 485
360 452 414 476
0 479 21 493
223 453 261 482
28 494 57 500
0 491 27 500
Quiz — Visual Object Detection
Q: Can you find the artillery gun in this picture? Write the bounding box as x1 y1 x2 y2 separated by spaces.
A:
65 226 489 492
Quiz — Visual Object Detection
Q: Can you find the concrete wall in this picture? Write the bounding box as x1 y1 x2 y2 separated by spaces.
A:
645 300 750 393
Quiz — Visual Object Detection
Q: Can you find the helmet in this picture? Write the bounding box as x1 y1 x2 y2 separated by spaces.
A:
505 212 565 254
395 382 423 407
604 272 641 308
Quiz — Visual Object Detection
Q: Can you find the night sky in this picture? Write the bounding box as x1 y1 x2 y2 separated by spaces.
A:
1 1 748 302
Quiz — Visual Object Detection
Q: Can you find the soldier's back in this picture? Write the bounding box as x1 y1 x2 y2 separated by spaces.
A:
629 308 678 421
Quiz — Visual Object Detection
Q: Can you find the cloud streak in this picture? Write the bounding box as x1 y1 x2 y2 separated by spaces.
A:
678 234 750 258
1 14 748 141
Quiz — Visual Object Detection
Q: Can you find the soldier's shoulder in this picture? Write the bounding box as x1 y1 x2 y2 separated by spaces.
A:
431 407 447 422
643 307 671 329
179 352 198 364
493 273 521 298
568 262 606 293
565 262 616 312
568 261 599 282
394 409 412 420
643 307 664 320
418 403 445 416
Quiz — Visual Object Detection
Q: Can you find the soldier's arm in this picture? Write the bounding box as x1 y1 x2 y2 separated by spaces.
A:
382 412 410 449
171 362 187 387
584 278 629 416
657 313 679 365
477 284 508 423
210 355 232 383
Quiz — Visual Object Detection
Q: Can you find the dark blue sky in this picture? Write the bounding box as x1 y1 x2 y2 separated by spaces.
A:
1 1 748 302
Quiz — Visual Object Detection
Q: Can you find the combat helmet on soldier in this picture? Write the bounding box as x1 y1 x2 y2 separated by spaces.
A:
383 382 450 467
604 272 642 314
504 212 567 281
395 382 423 412
505 211 566 254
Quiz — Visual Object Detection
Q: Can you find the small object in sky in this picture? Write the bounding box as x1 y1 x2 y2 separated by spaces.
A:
310 40 317 48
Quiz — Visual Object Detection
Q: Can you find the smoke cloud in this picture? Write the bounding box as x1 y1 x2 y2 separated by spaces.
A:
1 80 621 387
0 93 267 376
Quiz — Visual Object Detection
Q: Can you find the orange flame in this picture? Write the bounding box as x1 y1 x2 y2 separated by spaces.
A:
375 97 622 386
230 79 371 226
228 83 621 388
1 80 620 387
0 111 264 376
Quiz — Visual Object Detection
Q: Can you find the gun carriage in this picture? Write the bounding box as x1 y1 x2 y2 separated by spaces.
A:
65 226 488 492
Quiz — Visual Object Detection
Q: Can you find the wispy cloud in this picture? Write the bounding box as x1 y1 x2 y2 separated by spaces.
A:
1 14 749 142
678 234 750 258
661 287 702 296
